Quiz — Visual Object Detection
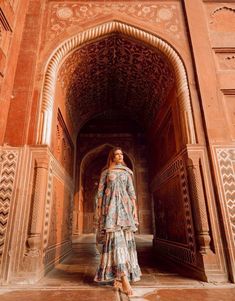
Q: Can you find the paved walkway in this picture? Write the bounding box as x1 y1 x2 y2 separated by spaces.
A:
0 234 235 300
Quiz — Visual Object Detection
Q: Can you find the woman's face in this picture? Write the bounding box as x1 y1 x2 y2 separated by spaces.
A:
113 149 124 164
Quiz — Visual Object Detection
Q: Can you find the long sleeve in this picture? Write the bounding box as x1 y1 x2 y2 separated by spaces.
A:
126 173 136 200
97 170 108 199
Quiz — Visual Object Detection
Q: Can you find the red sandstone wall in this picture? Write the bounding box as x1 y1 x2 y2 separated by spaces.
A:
2 0 197 146
0 0 234 283
0 0 29 144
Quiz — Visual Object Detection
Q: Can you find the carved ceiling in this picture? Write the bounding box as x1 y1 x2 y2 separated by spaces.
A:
58 33 175 130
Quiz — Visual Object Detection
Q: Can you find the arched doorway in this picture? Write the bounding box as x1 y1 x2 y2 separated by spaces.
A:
52 29 198 275
28 21 225 284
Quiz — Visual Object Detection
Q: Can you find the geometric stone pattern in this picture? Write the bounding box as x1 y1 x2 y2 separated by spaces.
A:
45 2 182 42
152 154 196 266
0 149 18 266
216 148 235 244
59 33 175 130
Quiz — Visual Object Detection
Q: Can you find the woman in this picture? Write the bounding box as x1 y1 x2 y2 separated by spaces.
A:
94 147 141 296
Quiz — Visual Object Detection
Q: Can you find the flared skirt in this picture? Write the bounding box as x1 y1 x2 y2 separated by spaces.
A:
94 229 141 283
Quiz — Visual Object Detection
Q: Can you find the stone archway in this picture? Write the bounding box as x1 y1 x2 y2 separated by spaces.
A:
9 20 226 285
36 20 196 146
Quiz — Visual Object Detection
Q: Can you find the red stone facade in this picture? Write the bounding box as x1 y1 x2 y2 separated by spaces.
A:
0 0 235 286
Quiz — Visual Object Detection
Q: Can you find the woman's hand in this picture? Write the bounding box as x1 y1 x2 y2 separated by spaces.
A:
133 205 139 225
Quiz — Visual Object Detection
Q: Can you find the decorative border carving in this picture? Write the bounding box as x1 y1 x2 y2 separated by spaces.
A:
212 6 235 16
0 149 18 266
42 158 53 250
37 21 196 145
45 2 182 42
215 148 235 244
151 153 196 266
156 240 196 266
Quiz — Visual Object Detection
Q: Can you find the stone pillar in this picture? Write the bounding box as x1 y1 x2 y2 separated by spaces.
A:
186 156 211 254
24 155 49 278
182 0 229 142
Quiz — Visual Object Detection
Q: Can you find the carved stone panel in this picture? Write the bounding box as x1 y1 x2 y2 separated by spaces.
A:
0 149 18 268
151 155 196 266
44 1 183 43
208 5 235 33
215 148 235 244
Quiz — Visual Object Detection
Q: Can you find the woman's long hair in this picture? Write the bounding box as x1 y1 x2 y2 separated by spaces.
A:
102 147 127 171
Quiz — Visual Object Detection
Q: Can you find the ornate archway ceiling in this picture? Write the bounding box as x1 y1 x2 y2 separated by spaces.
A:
58 33 175 130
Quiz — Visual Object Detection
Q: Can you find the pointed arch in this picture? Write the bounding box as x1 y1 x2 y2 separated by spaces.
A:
37 20 196 145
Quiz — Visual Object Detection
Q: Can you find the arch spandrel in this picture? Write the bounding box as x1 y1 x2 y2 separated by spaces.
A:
37 20 196 145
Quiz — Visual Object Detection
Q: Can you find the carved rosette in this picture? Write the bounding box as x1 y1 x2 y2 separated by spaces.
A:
45 3 182 42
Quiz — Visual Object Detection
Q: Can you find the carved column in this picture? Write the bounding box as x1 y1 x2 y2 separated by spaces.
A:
186 155 211 254
25 155 49 272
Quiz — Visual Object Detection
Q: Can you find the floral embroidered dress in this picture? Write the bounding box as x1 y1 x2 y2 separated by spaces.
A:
94 164 141 283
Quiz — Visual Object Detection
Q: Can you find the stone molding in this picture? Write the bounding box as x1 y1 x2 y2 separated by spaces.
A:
213 145 235 280
37 20 196 145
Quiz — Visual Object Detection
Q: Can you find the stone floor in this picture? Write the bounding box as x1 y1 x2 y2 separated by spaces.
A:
0 234 235 300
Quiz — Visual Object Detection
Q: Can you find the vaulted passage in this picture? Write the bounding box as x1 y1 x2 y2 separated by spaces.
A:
48 31 201 280
52 33 178 238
